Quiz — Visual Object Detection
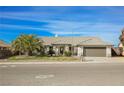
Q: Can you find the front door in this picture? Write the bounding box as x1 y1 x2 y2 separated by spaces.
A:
60 46 64 55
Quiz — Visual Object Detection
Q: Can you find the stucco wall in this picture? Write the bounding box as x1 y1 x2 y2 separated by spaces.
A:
77 46 83 57
106 46 112 57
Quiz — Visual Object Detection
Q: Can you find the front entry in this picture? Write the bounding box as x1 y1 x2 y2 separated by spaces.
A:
60 46 64 55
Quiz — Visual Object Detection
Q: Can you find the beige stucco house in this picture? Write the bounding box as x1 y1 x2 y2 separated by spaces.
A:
41 36 113 57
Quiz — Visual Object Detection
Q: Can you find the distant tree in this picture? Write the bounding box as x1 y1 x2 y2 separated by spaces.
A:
11 34 43 56
119 29 124 56
119 29 124 45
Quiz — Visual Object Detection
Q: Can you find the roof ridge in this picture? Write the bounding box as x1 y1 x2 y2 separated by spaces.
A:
41 36 100 38
78 38 93 45
41 36 113 46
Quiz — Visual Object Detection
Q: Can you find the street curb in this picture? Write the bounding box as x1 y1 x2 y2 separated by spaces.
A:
0 61 124 65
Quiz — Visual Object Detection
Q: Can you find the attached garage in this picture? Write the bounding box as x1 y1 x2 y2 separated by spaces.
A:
84 47 106 57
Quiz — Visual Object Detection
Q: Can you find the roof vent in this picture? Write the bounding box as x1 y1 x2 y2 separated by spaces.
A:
55 34 58 37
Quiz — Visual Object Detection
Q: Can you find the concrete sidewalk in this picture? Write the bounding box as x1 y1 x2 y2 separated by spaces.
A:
0 57 124 64
0 61 123 65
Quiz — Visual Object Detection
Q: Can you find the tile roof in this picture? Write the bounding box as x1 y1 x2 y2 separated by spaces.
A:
40 36 112 46
0 40 10 48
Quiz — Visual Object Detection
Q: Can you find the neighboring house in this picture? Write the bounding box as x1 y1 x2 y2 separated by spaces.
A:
0 40 11 59
41 36 113 57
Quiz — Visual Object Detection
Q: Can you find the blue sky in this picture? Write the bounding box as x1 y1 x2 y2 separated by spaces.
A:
0 6 124 46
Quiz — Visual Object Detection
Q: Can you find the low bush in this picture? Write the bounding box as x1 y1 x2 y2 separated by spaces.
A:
64 51 72 56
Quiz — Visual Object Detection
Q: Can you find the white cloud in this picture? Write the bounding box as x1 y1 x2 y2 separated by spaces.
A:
41 20 123 46
43 20 123 34
0 24 45 30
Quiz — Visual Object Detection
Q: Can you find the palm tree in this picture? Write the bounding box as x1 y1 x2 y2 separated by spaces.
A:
11 34 43 56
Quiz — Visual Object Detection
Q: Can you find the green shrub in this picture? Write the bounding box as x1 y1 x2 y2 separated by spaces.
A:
64 51 72 56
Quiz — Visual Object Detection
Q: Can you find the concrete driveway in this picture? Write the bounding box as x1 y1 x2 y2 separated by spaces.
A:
1 62 124 86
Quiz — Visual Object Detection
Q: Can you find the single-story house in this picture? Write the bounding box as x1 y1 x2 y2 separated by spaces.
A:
0 40 11 59
41 36 113 57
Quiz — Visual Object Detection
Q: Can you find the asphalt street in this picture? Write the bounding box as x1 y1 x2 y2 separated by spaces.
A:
0 63 124 86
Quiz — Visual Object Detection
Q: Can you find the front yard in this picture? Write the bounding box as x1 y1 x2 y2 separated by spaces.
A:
7 55 80 62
